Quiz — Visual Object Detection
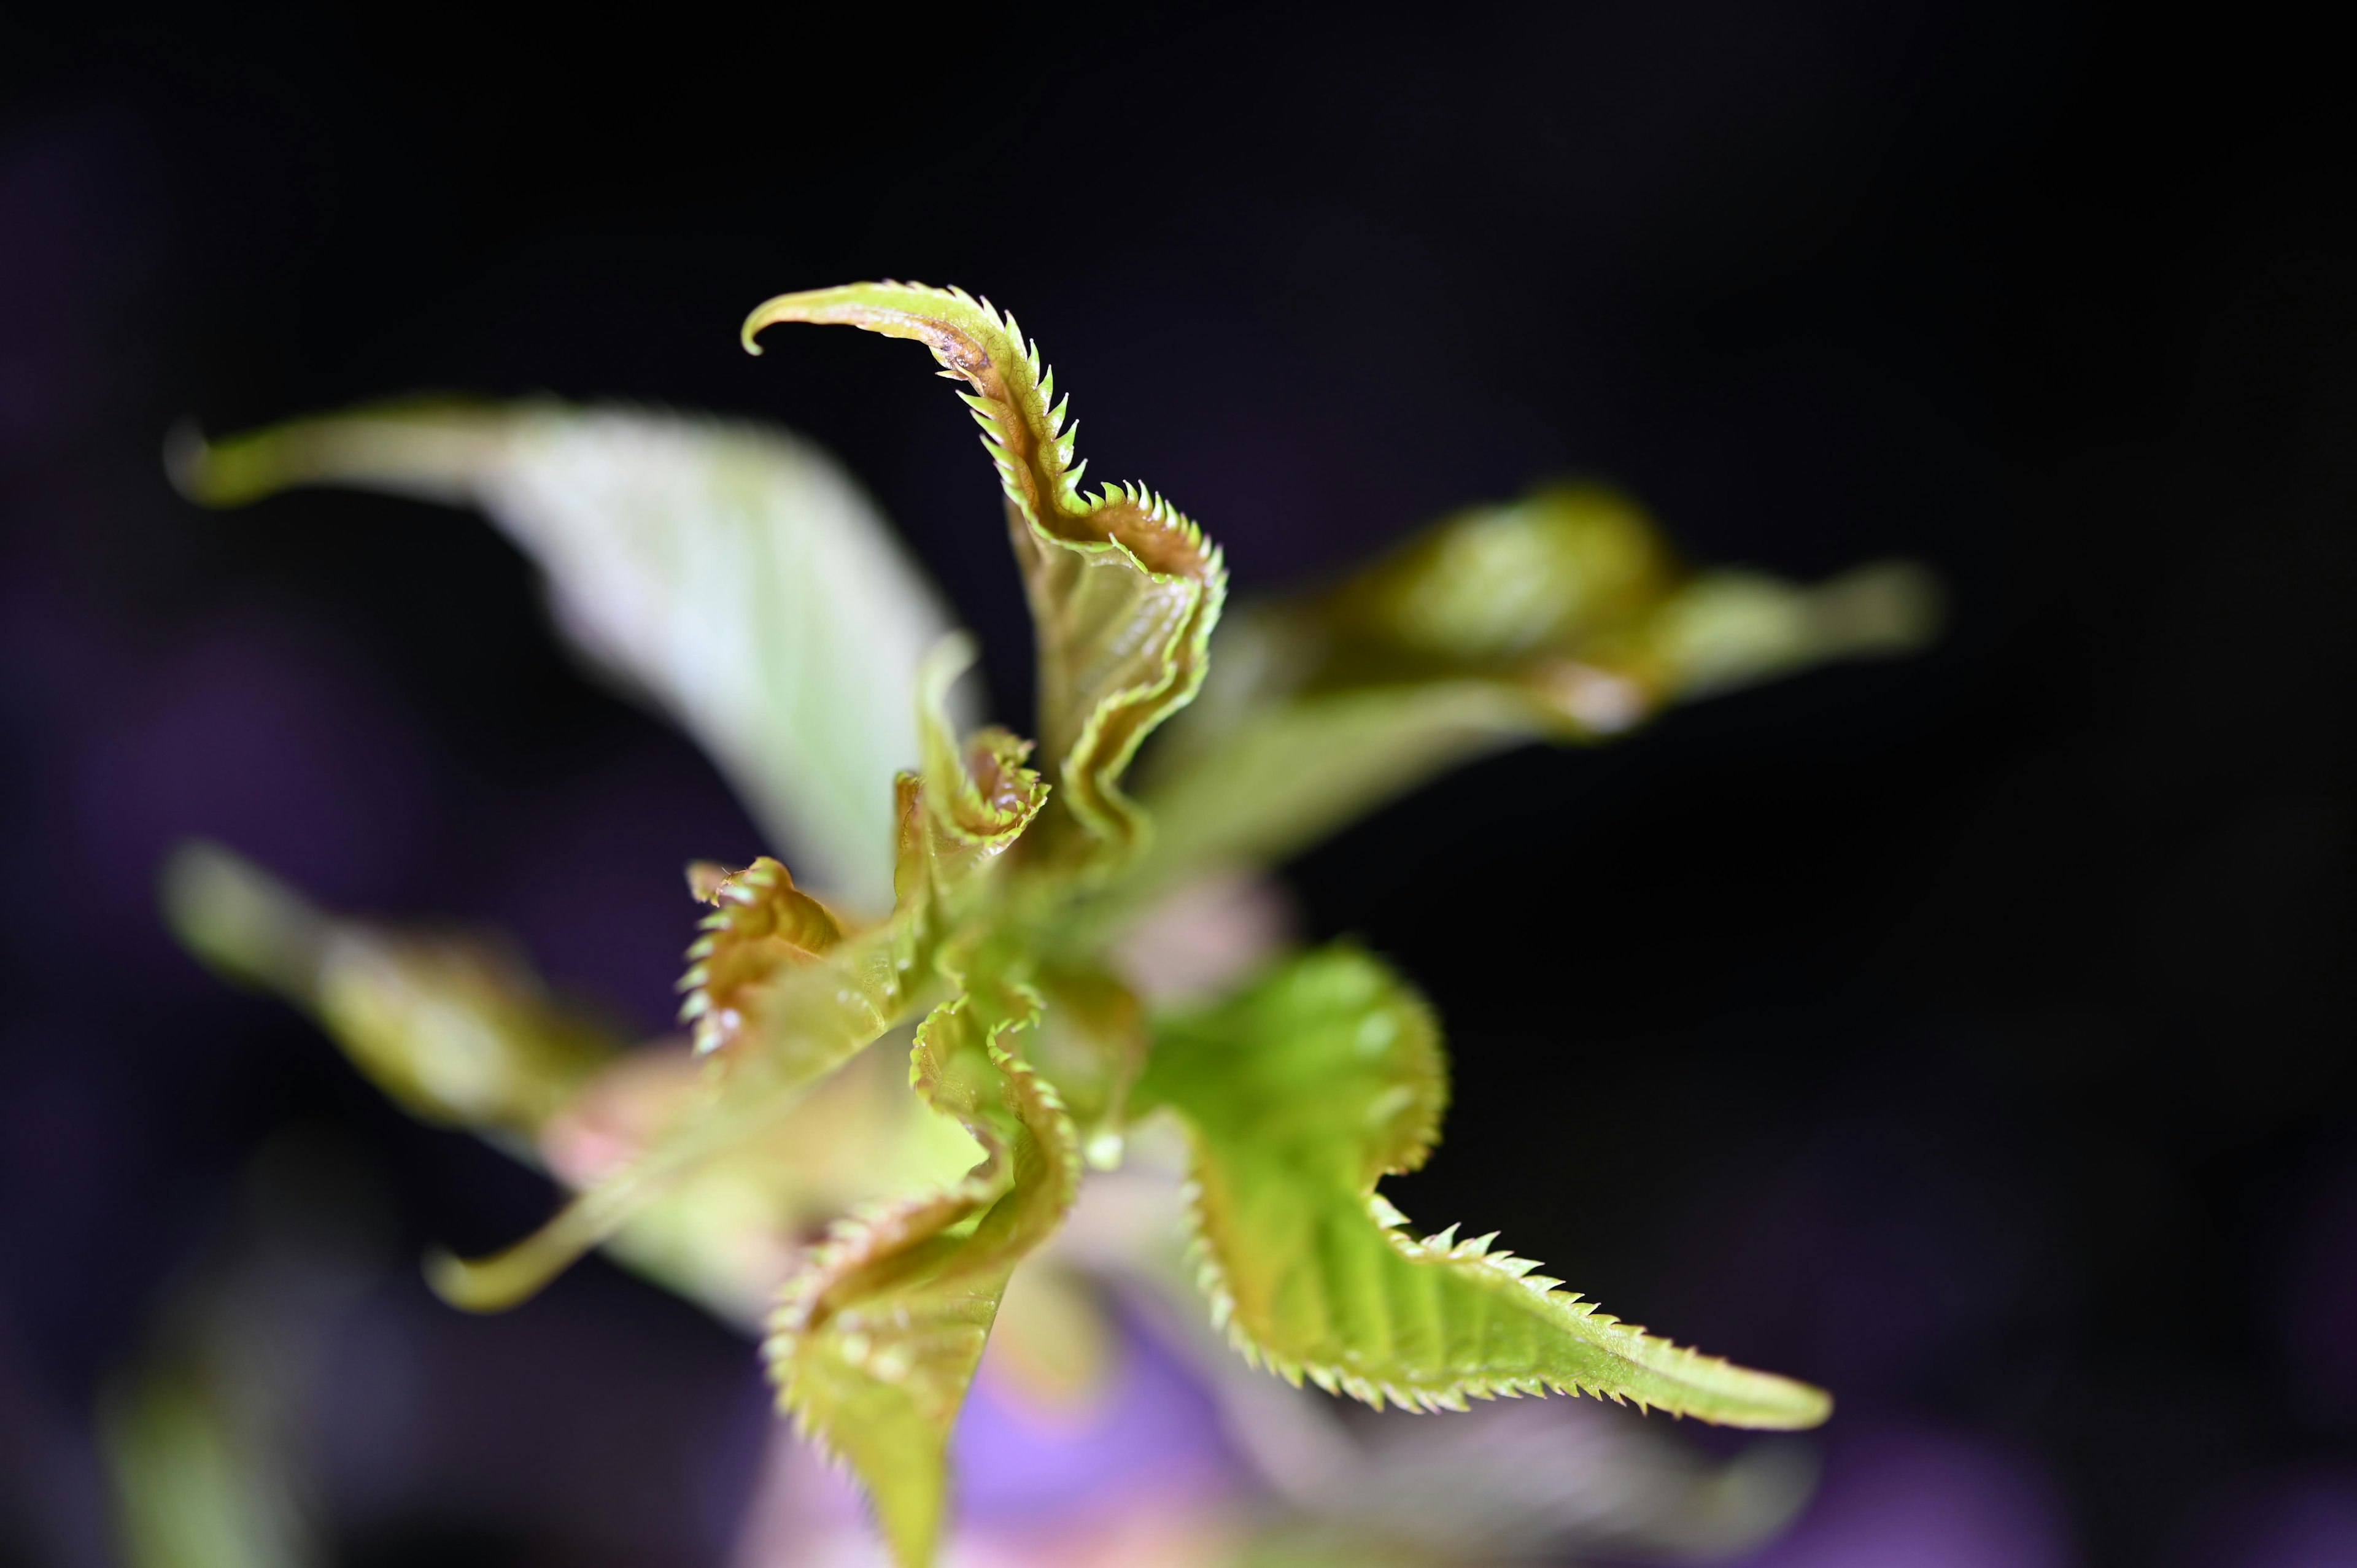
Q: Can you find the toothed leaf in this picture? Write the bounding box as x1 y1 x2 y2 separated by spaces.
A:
435 796 967 1314
1137 945 1832 1429
1130 483 1936 890
910 633 1051 892
743 283 1226 870
765 973 1081 1568
678 855 846 1056
174 400 958 910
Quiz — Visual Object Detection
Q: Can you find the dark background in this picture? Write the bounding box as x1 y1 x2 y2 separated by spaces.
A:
5 6 2353 1564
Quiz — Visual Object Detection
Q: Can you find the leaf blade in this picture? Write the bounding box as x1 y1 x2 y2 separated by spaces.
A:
765 973 1082 1568
1129 483 1935 894
1139 946 1831 1429
175 401 958 909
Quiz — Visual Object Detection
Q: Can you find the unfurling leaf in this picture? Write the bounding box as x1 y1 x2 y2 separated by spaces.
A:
1137 945 1832 1428
1129 483 1937 891
171 401 959 910
743 283 1226 872
767 972 1081 1568
161 841 616 1136
678 856 846 1057
432 838 947 1315
428 670 1050 1317
910 633 1051 892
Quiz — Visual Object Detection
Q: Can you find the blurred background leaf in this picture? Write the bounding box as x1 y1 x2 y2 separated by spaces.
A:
176 402 961 910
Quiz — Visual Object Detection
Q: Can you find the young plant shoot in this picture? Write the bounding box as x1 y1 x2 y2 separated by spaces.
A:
168 282 1933 1567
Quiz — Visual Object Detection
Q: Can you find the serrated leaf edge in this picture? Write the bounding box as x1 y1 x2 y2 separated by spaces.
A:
1178 1173 1822 1423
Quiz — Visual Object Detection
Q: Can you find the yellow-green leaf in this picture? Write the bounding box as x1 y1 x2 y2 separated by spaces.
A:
742 283 1226 872
677 855 847 1057
1137 945 1832 1428
435 835 948 1313
766 973 1081 1568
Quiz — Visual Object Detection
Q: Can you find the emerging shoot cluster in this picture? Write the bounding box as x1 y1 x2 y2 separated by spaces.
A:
166 282 1933 1567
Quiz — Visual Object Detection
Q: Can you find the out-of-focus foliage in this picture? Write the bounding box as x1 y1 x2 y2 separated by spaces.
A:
101 1136 382 1568
163 845 981 1329
1131 484 1935 895
173 401 956 910
105 1367 304 1568
164 843 617 1138
169 280 1929 1566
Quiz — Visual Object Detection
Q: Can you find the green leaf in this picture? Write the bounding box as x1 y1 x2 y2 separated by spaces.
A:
743 283 1228 871
161 841 616 1136
1136 945 1832 1428
105 1370 309 1568
766 971 1082 1568
172 400 959 911
1024 961 1150 1171
1128 483 1936 892
434 648 1055 1316
435 830 950 1313
678 855 849 1057
908 633 1052 895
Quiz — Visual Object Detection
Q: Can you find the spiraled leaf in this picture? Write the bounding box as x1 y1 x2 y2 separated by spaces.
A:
743 283 1227 870
161 841 615 1135
767 971 1081 1568
678 855 846 1057
172 400 958 910
910 633 1050 893
1129 484 1936 892
1137 945 1831 1427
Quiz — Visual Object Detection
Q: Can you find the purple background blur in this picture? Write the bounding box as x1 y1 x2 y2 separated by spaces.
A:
6 8 2355 1566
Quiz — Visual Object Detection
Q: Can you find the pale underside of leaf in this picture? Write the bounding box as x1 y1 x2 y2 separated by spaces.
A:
741 282 1227 873
1140 946 1831 1429
1185 1175 1831 1427
173 400 961 910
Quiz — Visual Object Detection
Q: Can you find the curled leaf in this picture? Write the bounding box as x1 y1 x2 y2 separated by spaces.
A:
912 633 1050 889
766 973 1082 1568
426 647 1045 1316
1137 945 1832 1428
540 1035 985 1331
743 283 1226 870
678 856 846 1057
432 849 948 1313
172 400 959 910
1025 963 1149 1170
